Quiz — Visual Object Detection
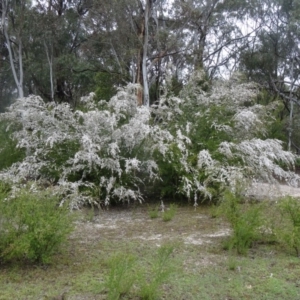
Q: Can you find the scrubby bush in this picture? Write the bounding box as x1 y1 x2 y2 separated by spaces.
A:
104 254 136 300
162 204 177 222
148 205 159 219
0 72 298 207
0 88 166 208
152 71 299 204
138 245 174 300
0 184 74 264
102 245 174 299
219 190 262 254
276 196 300 256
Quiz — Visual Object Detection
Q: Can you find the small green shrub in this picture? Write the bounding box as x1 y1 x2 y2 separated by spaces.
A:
227 256 239 271
104 254 136 300
148 206 159 219
0 189 74 264
276 196 300 257
139 245 174 300
162 204 177 222
220 190 262 254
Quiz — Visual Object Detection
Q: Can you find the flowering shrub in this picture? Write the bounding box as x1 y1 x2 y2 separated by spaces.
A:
0 73 298 207
0 120 25 170
0 85 172 208
152 71 299 204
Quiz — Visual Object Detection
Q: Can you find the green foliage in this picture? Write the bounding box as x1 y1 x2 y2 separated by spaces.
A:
162 204 177 222
227 256 239 271
0 181 11 196
102 245 174 300
0 186 74 264
104 254 137 300
276 196 300 257
152 72 291 203
139 245 174 300
40 140 80 182
94 72 118 101
0 121 25 171
220 190 262 254
148 205 159 219
154 144 183 200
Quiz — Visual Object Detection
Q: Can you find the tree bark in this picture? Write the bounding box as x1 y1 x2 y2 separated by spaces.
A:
44 40 55 102
142 0 150 107
1 0 24 98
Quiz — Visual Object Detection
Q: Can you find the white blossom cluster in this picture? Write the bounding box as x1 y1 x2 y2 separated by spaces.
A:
1 74 299 207
151 72 300 203
0 86 172 208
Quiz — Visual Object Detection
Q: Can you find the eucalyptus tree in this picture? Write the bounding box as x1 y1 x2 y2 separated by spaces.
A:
168 0 260 79
84 0 182 106
27 0 91 105
0 0 29 98
239 0 300 151
0 32 15 111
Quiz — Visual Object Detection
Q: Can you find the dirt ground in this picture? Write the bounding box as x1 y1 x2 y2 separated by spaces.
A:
245 182 300 199
2 183 300 299
73 182 300 257
74 205 231 252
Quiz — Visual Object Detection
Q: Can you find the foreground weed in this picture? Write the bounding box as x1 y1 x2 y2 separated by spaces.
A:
0 189 74 264
227 254 241 271
139 245 174 299
162 204 177 222
219 190 262 255
104 254 136 300
276 196 300 256
148 206 159 219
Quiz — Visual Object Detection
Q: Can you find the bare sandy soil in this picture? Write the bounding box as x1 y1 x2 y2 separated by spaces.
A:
245 182 300 200
74 206 231 251
74 182 300 248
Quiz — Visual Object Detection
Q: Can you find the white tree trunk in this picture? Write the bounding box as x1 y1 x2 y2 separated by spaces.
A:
288 56 296 152
44 41 55 102
18 38 24 98
142 0 150 107
1 0 24 98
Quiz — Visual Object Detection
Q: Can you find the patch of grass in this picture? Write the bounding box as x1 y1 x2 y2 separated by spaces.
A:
0 205 300 299
276 196 300 256
219 190 263 254
162 203 177 222
227 255 239 271
138 245 174 300
167 252 300 300
104 254 137 300
148 205 159 219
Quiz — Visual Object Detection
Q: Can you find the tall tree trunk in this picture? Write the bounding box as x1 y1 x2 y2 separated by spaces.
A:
136 18 144 106
142 0 150 107
288 56 296 152
136 0 152 107
1 0 24 98
44 41 55 102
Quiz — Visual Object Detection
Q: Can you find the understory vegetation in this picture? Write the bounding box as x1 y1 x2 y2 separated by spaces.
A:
0 203 300 299
0 182 73 264
1 0 300 297
0 72 300 298
0 72 298 208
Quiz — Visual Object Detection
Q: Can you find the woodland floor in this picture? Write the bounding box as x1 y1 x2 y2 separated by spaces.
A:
1 184 300 299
